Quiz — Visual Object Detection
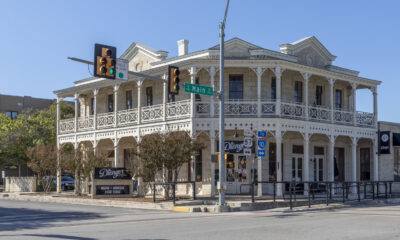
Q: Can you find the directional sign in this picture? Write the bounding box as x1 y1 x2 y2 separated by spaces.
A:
184 83 213 96
244 148 252 156
244 138 253 148
257 131 266 138
116 58 128 80
244 129 253 137
257 149 265 157
257 139 266 149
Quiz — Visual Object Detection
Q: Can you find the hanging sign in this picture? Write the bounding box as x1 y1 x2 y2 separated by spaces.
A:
217 141 255 153
379 131 390 154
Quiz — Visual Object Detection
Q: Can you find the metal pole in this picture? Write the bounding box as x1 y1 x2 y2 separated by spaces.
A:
218 0 230 206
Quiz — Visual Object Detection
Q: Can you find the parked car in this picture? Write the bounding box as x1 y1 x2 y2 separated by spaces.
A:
53 176 75 191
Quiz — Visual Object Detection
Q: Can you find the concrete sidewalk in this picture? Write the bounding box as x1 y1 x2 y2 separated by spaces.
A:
1 192 398 213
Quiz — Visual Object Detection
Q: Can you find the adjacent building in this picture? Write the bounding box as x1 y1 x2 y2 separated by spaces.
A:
0 94 55 118
54 36 381 196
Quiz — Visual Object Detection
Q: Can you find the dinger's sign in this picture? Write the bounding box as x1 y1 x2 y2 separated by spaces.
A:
94 168 132 180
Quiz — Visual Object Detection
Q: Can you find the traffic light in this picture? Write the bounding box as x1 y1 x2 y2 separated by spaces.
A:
94 44 116 79
168 66 180 95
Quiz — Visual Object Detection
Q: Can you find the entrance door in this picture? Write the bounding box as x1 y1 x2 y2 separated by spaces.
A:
291 156 303 182
225 155 249 194
334 147 345 182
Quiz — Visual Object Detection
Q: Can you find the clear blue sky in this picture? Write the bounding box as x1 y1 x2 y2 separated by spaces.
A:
1 0 399 122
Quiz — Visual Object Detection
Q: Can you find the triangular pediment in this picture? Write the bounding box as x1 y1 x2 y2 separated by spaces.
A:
209 38 263 58
280 36 336 67
120 42 168 71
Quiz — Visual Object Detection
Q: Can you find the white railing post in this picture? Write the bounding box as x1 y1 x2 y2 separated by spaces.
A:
301 72 310 121
189 67 197 119
93 88 98 130
209 66 216 118
275 66 282 117
137 80 143 125
114 84 120 128
74 92 79 132
329 78 335 123
163 74 168 121
351 83 357 126
254 67 265 118
372 87 378 128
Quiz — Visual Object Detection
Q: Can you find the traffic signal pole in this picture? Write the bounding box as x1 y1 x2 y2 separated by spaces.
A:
218 0 230 206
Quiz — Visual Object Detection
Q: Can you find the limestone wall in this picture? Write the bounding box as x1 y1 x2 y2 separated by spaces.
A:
5 177 37 192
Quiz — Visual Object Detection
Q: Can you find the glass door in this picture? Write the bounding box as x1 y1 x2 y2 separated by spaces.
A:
292 156 303 182
236 155 248 194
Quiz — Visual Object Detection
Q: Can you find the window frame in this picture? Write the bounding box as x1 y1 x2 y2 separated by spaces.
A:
229 75 244 100
294 81 303 103
126 90 133 110
107 94 114 112
146 87 153 106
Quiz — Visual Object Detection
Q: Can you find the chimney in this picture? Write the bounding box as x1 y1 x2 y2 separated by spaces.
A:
177 39 189 56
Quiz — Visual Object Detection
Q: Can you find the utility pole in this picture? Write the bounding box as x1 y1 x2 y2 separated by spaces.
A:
218 0 230 206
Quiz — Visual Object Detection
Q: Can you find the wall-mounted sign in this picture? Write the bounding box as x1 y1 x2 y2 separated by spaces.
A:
217 141 255 154
96 185 130 195
94 168 132 180
393 133 400 147
379 131 390 154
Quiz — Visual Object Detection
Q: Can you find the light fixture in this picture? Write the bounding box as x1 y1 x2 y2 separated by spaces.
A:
233 128 239 138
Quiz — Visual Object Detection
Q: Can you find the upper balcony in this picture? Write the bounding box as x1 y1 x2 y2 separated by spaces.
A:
58 98 375 135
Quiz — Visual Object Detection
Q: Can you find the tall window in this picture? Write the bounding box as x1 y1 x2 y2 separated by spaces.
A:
126 90 132 109
108 94 113 112
394 147 400 181
229 75 243 100
271 77 276 100
294 81 303 103
195 150 202 182
335 89 342 109
360 148 370 181
146 87 153 106
195 77 201 101
315 85 323 106
5 111 18 119
90 98 94 115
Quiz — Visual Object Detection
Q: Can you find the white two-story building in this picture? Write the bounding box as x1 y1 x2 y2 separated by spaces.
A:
54 36 380 196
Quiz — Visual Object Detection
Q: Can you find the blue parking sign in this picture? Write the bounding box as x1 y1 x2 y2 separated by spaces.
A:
257 131 266 138
257 149 265 157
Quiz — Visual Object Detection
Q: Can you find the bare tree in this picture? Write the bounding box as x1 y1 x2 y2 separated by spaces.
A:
26 144 58 192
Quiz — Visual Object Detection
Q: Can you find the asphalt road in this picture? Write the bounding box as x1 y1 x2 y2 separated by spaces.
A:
1 200 400 240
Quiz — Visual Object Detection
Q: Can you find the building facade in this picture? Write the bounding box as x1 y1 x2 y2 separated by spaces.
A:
0 94 55 119
54 36 380 196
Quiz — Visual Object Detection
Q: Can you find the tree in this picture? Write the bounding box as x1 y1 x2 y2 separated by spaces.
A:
0 101 73 175
61 144 108 195
127 131 204 197
25 144 58 192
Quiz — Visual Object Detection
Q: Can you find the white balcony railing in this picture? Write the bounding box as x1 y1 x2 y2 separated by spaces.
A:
117 109 139 126
58 99 376 134
308 105 331 122
97 112 115 129
59 118 75 133
334 109 353 125
141 104 163 123
280 102 306 119
78 116 94 131
356 111 375 126
166 99 191 120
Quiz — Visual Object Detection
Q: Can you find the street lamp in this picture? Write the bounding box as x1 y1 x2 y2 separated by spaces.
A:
218 0 230 206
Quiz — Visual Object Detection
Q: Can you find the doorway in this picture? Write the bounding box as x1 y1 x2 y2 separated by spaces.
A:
225 154 251 194
334 147 345 182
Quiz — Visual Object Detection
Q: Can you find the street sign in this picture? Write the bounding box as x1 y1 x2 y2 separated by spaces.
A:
244 148 252 156
244 129 253 137
184 83 213 96
116 58 128 80
257 139 266 149
257 149 266 157
244 138 253 148
257 131 266 138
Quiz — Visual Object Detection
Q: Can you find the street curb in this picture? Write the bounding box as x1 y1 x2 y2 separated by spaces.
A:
0 193 174 211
